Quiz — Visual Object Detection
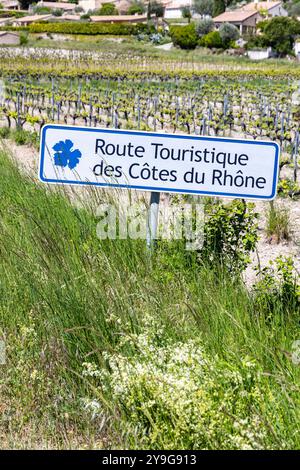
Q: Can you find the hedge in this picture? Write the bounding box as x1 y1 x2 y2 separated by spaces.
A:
28 22 150 36
169 24 198 50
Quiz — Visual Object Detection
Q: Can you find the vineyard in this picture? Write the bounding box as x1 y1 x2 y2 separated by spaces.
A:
0 42 300 451
1 49 300 195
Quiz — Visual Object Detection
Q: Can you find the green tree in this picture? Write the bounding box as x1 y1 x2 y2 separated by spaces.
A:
219 22 239 45
148 0 165 18
181 6 192 23
128 1 146 15
170 23 198 49
195 18 214 37
97 2 119 15
193 0 214 16
258 16 300 56
19 0 36 9
199 30 223 48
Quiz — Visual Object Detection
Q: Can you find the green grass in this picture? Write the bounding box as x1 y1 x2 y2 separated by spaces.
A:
0 149 299 449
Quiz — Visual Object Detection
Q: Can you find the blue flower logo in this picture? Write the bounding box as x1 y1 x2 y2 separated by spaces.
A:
52 139 82 170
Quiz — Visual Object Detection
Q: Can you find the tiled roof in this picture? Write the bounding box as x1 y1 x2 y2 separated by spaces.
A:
213 10 259 22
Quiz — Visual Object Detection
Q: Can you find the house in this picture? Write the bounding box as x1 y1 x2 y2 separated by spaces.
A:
0 17 13 27
35 1 77 11
0 31 20 45
57 14 82 21
90 14 148 23
78 0 131 13
213 10 261 35
241 1 288 17
13 14 53 26
0 0 20 10
78 0 103 12
213 1 287 34
164 0 192 19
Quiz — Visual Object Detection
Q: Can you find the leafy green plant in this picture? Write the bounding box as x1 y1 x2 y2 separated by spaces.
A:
265 202 290 242
28 21 149 36
199 30 224 49
95 2 119 15
201 199 258 272
253 257 300 317
169 24 198 50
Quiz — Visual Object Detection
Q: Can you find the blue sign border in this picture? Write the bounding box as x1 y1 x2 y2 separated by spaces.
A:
39 124 280 200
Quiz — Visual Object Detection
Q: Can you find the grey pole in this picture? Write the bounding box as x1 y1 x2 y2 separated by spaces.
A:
146 191 160 250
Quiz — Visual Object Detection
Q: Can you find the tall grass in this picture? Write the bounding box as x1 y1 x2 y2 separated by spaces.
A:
0 149 299 449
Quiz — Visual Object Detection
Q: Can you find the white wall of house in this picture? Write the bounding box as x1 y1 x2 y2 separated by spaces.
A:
0 33 20 45
248 47 272 60
164 8 183 19
267 4 288 17
294 42 300 58
78 0 103 12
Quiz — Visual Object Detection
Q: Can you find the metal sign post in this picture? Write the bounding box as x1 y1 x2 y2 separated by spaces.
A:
146 191 160 250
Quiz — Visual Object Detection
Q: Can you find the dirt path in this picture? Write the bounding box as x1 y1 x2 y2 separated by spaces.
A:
2 138 300 286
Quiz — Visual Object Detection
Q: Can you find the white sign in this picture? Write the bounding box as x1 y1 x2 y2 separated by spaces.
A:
39 125 279 200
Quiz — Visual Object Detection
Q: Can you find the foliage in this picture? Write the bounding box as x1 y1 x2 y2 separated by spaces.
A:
181 6 192 22
219 22 239 45
18 0 35 9
201 200 258 272
52 8 63 17
192 0 214 16
170 23 198 50
28 21 149 35
148 0 165 18
96 333 276 449
286 1 300 17
96 2 119 15
195 18 214 38
253 257 300 317
213 0 226 16
256 16 300 56
128 0 146 15
265 202 290 242
199 30 224 49
0 151 299 449
20 31 29 46
277 178 300 198
33 6 52 14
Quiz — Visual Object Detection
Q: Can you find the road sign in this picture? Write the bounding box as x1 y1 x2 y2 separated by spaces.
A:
39 125 279 200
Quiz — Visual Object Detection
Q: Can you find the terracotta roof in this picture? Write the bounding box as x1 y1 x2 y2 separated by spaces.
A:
0 30 19 36
213 10 259 22
15 14 53 23
90 14 148 23
242 1 282 11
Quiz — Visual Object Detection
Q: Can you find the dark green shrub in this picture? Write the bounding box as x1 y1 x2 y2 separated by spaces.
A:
201 199 258 272
127 3 145 15
28 22 149 35
195 18 214 38
96 2 118 15
253 257 300 316
199 30 224 49
0 127 10 139
169 24 198 50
